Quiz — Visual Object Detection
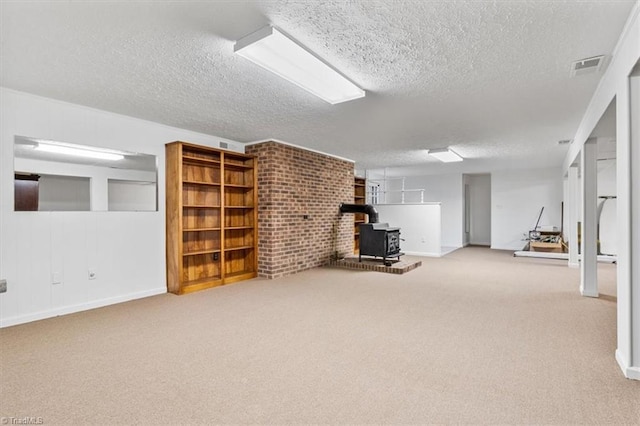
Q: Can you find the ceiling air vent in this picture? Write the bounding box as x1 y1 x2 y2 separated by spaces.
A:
570 55 605 77
219 141 229 149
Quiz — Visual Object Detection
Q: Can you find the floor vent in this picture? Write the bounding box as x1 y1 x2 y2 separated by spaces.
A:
570 56 605 77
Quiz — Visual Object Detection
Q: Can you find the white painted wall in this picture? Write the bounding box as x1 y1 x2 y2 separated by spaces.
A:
373 203 441 257
491 167 563 251
467 174 491 246
597 159 617 255
0 88 243 327
39 174 91 211
368 169 564 253
401 174 463 248
108 180 157 211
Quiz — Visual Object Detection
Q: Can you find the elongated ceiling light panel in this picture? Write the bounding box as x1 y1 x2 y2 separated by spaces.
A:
428 148 463 163
36 143 124 161
234 26 365 104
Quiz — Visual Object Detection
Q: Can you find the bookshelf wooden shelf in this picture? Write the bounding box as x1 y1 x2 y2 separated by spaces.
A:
182 155 221 166
166 141 258 295
183 180 221 187
225 183 253 189
183 249 222 257
225 245 255 251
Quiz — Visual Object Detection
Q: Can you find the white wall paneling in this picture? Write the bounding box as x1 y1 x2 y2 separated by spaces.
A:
0 88 242 327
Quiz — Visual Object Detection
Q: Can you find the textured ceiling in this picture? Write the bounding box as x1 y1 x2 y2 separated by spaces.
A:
1 0 635 174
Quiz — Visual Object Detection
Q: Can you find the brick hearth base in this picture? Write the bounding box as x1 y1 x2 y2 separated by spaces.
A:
328 256 422 274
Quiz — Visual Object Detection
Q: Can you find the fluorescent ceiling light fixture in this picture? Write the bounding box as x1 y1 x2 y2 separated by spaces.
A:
35 143 124 161
428 148 463 163
234 26 365 104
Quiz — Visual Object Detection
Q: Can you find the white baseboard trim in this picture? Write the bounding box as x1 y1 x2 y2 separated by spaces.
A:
512 251 617 263
403 250 442 258
616 349 640 380
580 286 599 298
440 246 461 256
0 287 167 328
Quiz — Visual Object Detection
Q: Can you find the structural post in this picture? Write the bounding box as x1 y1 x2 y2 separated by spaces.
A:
630 74 640 379
567 165 580 268
616 73 640 380
580 139 598 297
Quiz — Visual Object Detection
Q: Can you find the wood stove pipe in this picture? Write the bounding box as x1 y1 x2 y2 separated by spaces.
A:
339 203 379 223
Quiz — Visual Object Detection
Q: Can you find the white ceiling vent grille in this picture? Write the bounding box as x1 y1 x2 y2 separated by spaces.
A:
570 56 606 77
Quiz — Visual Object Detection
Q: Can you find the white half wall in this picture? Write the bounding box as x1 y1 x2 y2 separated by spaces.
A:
0 88 243 327
401 173 463 248
491 167 563 251
373 203 441 257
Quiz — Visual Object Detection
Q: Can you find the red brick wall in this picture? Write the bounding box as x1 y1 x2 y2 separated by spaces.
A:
246 141 354 279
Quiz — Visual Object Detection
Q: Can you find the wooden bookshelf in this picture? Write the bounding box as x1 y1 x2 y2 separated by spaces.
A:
354 176 366 253
166 141 258 294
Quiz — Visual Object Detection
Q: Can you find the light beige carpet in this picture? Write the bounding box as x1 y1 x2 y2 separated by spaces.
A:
1 247 638 424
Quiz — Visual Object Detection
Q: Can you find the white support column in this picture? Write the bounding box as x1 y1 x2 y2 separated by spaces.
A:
617 73 640 380
568 165 580 268
630 74 640 379
580 139 598 297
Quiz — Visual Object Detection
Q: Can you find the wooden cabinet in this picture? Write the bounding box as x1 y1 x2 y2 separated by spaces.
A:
166 142 257 295
354 176 366 253
14 173 40 211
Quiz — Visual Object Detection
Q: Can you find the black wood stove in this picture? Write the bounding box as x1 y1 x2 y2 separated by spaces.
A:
358 223 403 265
339 203 404 266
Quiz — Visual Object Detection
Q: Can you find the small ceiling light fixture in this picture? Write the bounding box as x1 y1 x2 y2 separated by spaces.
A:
234 25 365 104
428 148 463 163
35 143 124 161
